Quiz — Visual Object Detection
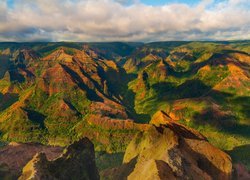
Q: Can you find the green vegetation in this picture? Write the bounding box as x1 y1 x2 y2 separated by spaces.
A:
0 41 249 168
228 145 250 170
96 151 124 171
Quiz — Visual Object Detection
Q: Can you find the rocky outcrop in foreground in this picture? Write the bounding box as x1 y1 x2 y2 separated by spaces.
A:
0 142 63 179
19 138 100 180
101 111 233 180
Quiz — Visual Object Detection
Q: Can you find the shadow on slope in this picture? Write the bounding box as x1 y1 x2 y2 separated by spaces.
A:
168 51 250 78
152 79 214 100
60 64 103 102
0 93 19 111
193 109 250 139
107 68 150 123
22 108 46 129
0 55 10 79
152 79 250 138
227 144 250 170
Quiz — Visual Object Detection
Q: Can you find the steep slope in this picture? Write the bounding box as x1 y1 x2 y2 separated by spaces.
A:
19 138 99 180
102 111 232 180
0 54 10 79
0 142 62 179
123 46 168 73
0 45 143 151
0 41 249 166
127 42 250 149
121 41 250 171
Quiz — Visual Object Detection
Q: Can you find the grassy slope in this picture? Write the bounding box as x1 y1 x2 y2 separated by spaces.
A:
0 41 249 169
125 41 250 168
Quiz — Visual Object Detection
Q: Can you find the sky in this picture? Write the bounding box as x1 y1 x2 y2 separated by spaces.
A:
0 0 249 42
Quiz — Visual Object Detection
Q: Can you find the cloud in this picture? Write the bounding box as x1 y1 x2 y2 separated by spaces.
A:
0 0 249 42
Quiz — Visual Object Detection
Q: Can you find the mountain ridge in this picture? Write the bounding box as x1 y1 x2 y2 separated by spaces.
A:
0 41 249 172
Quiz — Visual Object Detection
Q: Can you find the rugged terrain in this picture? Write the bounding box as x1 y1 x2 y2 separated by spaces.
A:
102 111 233 179
0 41 250 178
0 113 243 180
19 138 99 180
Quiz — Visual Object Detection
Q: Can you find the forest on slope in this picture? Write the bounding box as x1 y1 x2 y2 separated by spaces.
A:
0 41 249 170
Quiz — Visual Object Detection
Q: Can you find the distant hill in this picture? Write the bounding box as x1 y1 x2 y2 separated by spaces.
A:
0 41 249 169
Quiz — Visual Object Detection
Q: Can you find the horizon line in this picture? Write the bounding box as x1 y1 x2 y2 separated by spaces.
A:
0 40 250 44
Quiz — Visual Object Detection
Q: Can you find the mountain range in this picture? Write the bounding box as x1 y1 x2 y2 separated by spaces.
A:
0 41 249 179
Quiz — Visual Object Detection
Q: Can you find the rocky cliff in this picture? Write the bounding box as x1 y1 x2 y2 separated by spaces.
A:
102 111 233 180
0 142 62 179
19 138 100 180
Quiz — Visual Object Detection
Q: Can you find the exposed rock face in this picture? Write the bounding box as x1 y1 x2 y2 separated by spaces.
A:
150 110 173 126
0 45 139 148
0 142 62 179
103 111 232 180
19 138 100 180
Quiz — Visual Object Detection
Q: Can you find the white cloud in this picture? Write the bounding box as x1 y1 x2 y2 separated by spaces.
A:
0 0 249 41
